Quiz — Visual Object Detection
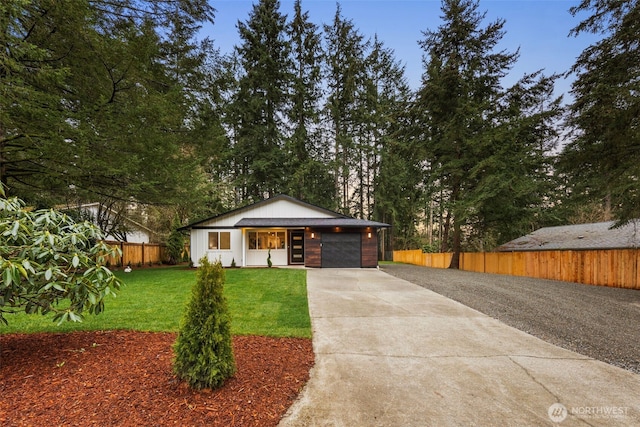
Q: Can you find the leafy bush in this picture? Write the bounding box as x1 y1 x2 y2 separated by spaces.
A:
173 257 236 389
0 186 122 325
421 243 440 253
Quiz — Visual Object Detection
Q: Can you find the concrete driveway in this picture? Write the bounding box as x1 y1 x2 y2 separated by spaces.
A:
278 268 640 427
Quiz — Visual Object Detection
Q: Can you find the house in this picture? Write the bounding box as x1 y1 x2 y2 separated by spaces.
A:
180 195 390 268
67 202 158 243
496 220 640 252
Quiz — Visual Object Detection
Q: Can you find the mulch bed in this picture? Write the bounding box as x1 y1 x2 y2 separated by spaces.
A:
0 331 314 426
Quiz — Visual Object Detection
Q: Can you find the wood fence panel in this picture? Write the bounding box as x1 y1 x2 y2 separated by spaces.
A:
540 251 562 280
614 250 634 288
142 244 163 265
103 241 166 267
392 248 640 290
433 253 452 268
571 251 585 285
511 252 527 277
596 250 609 287
522 252 536 278
393 250 421 265
422 253 431 267
583 251 597 286
636 250 640 290
123 243 142 266
559 251 574 283
498 252 515 276
462 253 484 272
608 249 636 288
538 251 550 280
484 253 499 274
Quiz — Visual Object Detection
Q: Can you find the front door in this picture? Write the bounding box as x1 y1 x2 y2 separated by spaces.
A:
289 230 305 264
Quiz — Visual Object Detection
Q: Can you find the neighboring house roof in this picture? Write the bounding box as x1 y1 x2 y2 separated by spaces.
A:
180 194 390 230
497 220 640 251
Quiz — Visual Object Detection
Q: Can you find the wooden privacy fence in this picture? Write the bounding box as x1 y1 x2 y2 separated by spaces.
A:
103 241 167 267
393 249 640 290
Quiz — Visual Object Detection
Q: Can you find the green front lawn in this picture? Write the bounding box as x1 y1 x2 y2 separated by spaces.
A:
0 267 311 338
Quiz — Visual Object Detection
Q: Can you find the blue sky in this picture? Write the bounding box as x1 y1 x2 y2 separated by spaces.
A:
201 0 602 101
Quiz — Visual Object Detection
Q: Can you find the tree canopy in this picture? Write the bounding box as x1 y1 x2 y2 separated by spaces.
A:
2 0 636 263
558 0 640 225
0 0 216 208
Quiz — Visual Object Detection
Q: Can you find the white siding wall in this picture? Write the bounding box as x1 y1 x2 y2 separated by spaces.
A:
117 229 150 244
197 199 335 229
190 228 242 267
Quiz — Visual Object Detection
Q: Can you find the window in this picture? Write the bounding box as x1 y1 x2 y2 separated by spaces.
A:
247 231 285 250
208 231 231 250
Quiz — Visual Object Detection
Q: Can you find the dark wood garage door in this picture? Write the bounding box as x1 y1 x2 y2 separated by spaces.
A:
321 233 361 268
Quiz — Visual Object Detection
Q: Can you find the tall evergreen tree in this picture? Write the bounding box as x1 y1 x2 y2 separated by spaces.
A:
231 0 292 202
286 0 334 208
470 71 563 247
558 0 640 225
418 0 517 266
357 35 410 220
323 5 368 215
374 104 425 251
417 0 560 266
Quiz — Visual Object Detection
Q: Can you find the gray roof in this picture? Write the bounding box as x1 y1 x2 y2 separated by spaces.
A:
497 220 640 251
179 194 349 230
234 217 390 228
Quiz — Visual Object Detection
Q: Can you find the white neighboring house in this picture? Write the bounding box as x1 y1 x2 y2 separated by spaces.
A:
71 202 157 243
180 194 389 268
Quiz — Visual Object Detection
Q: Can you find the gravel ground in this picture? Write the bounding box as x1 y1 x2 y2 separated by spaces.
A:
380 263 640 374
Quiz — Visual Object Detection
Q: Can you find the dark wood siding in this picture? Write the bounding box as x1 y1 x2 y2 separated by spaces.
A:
361 230 378 268
304 230 321 268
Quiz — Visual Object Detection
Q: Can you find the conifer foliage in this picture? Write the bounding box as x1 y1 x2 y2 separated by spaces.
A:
173 257 236 389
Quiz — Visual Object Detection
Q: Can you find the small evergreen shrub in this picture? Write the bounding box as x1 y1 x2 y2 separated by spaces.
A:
166 222 185 265
267 249 272 268
173 257 236 389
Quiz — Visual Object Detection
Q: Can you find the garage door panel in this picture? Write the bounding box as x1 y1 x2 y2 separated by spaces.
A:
322 233 361 268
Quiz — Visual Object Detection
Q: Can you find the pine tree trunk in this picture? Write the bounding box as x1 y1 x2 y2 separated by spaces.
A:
449 220 461 269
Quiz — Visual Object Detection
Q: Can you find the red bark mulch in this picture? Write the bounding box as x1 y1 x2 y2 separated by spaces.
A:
0 331 314 426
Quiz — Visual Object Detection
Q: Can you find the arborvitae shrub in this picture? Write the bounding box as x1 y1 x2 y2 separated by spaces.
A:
166 223 185 265
173 257 236 389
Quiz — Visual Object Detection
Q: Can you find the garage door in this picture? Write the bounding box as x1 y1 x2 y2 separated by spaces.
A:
321 233 361 268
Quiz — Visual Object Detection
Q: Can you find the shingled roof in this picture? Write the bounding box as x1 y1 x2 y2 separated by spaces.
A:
497 220 640 251
234 217 389 228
